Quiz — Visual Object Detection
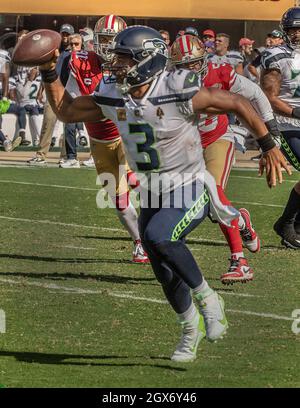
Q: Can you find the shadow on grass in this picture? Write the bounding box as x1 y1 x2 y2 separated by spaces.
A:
79 235 228 248
0 350 187 372
0 253 151 266
78 235 132 242
0 270 157 284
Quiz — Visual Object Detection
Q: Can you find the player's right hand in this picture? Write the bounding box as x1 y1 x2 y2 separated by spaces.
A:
258 146 292 188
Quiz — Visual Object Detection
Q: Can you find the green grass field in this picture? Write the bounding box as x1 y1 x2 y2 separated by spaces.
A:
0 166 299 388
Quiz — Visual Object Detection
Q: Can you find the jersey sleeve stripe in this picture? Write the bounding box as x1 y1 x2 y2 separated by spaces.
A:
92 95 125 107
262 52 291 69
148 90 198 105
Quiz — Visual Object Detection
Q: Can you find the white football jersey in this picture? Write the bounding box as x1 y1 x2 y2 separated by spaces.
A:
0 49 10 74
208 51 244 70
261 44 300 130
92 70 204 194
14 74 41 107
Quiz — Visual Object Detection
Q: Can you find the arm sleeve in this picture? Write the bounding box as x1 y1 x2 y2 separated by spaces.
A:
229 73 274 122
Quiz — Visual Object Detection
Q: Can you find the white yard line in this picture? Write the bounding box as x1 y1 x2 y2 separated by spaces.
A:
231 200 284 208
231 175 299 184
0 215 127 234
0 179 284 208
0 215 231 245
0 277 292 322
0 179 98 191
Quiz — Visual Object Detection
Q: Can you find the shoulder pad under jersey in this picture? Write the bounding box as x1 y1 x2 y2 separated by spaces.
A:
261 45 293 70
167 68 200 92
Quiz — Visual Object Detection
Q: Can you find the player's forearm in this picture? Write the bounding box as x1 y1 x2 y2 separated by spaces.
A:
247 64 259 79
266 95 293 117
43 78 75 122
231 75 274 122
233 94 269 137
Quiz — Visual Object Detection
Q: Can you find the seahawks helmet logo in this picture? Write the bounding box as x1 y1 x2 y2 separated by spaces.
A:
142 38 168 57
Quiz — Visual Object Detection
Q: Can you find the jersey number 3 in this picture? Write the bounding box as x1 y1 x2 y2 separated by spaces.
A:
128 123 160 171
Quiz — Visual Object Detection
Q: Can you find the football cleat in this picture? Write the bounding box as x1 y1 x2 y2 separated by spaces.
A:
132 240 150 264
195 290 228 342
273 217 300 249
221 257 254 285
11 136 22 151
27 156 47 165
239 208 260 253
20 138 31 146
82 156 95 168
171 312 206 363
3 139 12 152
59 159 80 168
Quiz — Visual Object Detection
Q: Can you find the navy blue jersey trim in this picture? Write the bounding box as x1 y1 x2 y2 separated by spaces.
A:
93 95 125 107
148 90 198 106
262 52 292 69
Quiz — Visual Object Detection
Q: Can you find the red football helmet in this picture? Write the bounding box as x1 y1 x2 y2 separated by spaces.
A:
94 15 127 61
170 34 208 77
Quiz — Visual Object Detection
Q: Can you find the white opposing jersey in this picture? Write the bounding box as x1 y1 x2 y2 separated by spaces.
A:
92 70 203 193
208 51 243 70
261 44 300 130
0 49 10 74
14 74 41 107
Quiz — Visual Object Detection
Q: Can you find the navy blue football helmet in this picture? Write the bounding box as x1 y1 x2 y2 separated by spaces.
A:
104 25 169 93
280 7 300 48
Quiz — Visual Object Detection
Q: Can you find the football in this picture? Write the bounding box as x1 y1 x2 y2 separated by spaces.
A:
12 29 61 67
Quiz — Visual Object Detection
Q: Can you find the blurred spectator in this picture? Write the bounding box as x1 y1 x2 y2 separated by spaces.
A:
209 33 244 75
59 24 74 51
247 33 281 82
12 67 42 146
202 29 216 54
79 27 94 51
185 27 199 37
176 30 185 39
202 29 216 43
239 37 254 66
0 41 27 146
28 23 74 165
159 30 171 47
267 29 285 46
59 33 84 168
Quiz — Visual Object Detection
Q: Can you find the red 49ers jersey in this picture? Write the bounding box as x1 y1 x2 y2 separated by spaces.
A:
69 50 120 141
199 61 237 148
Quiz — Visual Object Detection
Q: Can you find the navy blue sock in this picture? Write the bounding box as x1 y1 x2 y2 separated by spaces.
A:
281 188 300 224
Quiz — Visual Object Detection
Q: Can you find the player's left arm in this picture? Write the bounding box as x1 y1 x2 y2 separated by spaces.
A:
235 62 244 75
260 68 294 117
230 72 280 138
192 87 291 187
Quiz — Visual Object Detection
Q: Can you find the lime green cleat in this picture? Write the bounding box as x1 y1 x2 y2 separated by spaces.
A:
171 312 206 363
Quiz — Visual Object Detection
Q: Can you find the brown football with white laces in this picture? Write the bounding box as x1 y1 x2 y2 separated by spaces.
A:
12 29 61 67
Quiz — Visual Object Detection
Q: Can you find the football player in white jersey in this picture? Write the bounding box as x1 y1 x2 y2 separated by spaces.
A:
37 26 289 363
261 7 300 249
13 67 42 146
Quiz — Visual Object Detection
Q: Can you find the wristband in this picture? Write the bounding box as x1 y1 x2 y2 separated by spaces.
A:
257 133 276 153
41 69 58 83
292 107 300 119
